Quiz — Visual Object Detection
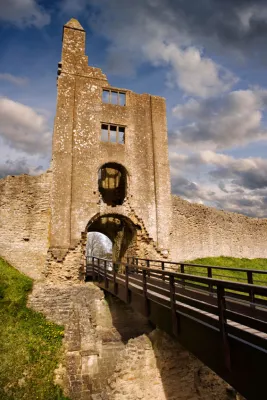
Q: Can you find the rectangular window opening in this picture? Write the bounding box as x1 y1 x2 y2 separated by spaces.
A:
102 90 110 103
101 123 125 144
111 91 118 105
102 89 126 106
119 92 126 106
101 124 109 142
110 125 117 142
118 126 125 144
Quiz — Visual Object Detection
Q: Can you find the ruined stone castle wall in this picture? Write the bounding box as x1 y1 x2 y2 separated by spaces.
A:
50 20 172 263
0 172 51 279
170 195 267 261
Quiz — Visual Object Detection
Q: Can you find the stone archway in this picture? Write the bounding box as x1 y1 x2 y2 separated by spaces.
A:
86 213 138 261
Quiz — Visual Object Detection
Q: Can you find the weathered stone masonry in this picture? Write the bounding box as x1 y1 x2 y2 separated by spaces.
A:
170 195 267 261
49 18 172 275
0 171 51 280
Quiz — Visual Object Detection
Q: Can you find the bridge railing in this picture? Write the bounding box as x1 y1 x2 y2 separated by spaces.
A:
126 256 267 287
86 255 267 307
86 256 267 399
87 255 267 336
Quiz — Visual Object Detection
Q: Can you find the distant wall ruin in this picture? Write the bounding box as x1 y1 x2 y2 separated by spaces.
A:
170 195 267 261
0 172 51 280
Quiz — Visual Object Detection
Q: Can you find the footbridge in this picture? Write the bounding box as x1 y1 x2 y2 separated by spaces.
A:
86 256 267 400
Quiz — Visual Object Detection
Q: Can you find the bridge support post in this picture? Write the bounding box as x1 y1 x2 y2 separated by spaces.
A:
146 260 150 277
125 265 130 303
161 261 165 281
98 258 101 283
142 270 150 317
92 257 95 282
180 264 185 288
217 285 231 372
170 275 180 336
104 260 108 289
113 262 118 295
247 271 255 308
207 267 213 294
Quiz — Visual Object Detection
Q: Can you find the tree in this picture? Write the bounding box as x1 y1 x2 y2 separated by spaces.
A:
86 232 112 258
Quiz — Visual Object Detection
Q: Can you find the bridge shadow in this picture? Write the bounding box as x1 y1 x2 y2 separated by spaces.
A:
105 292 234 400
105 292 153 343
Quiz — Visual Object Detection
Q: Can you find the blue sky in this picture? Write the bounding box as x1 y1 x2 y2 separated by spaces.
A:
1 0 267 217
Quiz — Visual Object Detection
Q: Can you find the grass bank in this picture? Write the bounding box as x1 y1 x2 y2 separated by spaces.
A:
0 257 68 400
185 256 267 285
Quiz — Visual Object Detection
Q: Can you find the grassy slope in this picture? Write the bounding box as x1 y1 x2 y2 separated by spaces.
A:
185 256 267 285
0 258 68 400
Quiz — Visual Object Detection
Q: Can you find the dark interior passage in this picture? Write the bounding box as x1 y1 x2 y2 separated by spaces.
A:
98 163 127 206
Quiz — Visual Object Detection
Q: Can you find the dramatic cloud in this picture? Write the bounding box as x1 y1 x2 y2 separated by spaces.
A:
73 0 237 97
0 97 52 155
61 0 267 74
0 158 44 179
0 73 28 86
171 151 267 190
0 0 50 28
170 150 267 217
143 41 237 98
172 89 267 149
92 0 267 60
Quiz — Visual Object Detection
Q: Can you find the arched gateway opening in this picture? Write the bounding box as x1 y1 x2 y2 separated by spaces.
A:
86 214 138 262
86 232 112 259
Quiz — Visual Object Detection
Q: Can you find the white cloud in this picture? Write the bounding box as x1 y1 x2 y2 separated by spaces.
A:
0 97 52 155
81 0 237 98
143 40 237 98
172 89 267 149
0 73 28 86
0 0 50 28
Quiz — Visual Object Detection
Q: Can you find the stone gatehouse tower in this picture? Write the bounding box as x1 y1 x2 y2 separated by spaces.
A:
48 18 172 272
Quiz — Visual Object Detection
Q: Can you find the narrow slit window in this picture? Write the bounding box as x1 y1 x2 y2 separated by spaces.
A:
110 125 117 142
111 91 118 105
101 124 125 144
102 90 110 103
119 92 126 106
102 89 126 106
118 127 125 144
101 124 109 142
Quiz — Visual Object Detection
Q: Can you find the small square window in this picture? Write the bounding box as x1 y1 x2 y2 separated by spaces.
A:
101 124 109 141
119 93 126 106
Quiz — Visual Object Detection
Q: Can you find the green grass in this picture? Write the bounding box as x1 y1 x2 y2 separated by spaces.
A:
184 256 267 286
0 258 69 400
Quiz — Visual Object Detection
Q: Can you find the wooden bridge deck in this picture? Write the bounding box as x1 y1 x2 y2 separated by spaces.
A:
86 256 267 400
